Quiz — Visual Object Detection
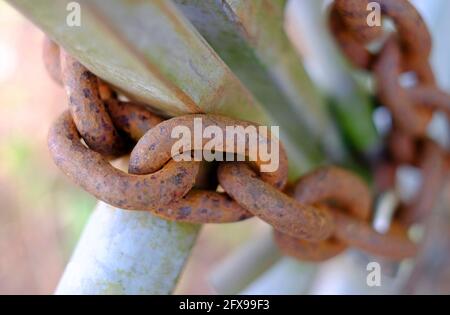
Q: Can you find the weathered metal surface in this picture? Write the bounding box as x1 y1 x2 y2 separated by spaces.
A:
334 0 432 70
48 50 254 223
16 0 447 295
218 162 333 241
293 166 372 220
275 166 417 260
105 99 164 142
333 0 382 43
387 130 416 164
61 52 128 156
155 190 251 223
11 0 329 174
274 228 346 262
332 0 449 234
329 0 449 262
9 0 325 294
373 37 432 136
328 3 374 69
408 86 450 117
275 167 371 261
55 201 200 294
333 212 417 259
129 114 288 189
174 0 346 162
48 111 199 211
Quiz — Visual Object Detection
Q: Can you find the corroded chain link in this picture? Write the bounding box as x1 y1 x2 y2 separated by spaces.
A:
330 0 449 226
44 14 421 262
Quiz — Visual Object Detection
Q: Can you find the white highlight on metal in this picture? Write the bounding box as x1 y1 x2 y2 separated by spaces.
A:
396 166 422 203
373 106 393 136
427 111 450 149
373 191 399 234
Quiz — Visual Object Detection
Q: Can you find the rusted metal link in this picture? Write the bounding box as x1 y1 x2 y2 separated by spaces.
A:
387 129 416 165
376 0 431 69
155 190 252 224
328 4 374 69
333 0 382 44
275 167 371 261
218 162 334 242
44 40 253 223
374 37 433 136
397 141 446 225
127 113 311 224
275 167 416 260
60 51 128 156
98 78 117 101
277 210 416 261
331 0 449 235
274 234 346 262
374 160 397 192
44 8 439 261
49 108 251 223
333 212 417 259
105 99 164 143
274 204 347 262
48 110 199 211
129 114 288 190
42 37 62 85
45 39 161 148
332 0 432 71
293 166 372 220
407 86 450 118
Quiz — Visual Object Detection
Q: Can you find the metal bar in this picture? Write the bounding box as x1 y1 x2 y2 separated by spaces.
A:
7 0 326 294
56 202 200 294
174 0 347 164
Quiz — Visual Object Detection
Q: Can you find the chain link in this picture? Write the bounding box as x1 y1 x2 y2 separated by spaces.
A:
327 0 449 247
44 0 450 263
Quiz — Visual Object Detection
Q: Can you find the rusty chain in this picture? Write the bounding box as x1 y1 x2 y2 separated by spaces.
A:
43 0 450 262
330 0 449 227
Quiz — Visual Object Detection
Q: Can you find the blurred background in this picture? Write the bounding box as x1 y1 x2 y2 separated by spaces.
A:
0 1 94 293
0 0 449 294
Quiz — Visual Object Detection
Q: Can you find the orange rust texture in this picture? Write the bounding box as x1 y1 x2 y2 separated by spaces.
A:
276 167 417 260
331 0 431 71
105 99 164 142
328 4 373 69
129 114 288 190
373 38 432 136
48 111 199 211
60 51 128 156
333 212 417 259
218 162 333 242
154 190 252 224
334 0 383 43
408 86 450 117
275 167 371 261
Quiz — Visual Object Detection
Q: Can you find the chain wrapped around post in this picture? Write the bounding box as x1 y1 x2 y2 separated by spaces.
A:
46 0 450 263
